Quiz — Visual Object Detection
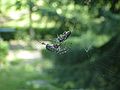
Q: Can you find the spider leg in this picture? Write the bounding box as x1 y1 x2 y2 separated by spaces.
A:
37 41 47 45
57 46 69 54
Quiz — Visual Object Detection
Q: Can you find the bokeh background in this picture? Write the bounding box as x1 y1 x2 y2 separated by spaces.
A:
0 0 120 90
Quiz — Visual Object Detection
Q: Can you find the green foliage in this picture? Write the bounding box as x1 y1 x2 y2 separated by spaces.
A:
42 35 119 90
0 32 15 40
0 28 15 41
40 1 120 89
1 0 120 90
0 40 9 63
15 28 29 40
0 55 60 90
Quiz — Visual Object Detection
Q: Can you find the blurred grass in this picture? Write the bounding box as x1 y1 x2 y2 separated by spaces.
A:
0 58 60 90
0 40 9 63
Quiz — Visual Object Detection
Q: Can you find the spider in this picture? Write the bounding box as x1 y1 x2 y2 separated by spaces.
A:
38 30 71 54
39 42 68 54
55 31 71 43
47 44 68 54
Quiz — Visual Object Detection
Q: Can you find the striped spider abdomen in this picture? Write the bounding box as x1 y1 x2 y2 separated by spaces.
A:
57 31 71 43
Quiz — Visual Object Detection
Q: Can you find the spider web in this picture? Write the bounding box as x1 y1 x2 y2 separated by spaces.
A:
35 37 120 89
34 0 119 89
81 41 120 90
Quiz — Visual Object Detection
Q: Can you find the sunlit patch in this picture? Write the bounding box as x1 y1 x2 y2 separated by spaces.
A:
8 50 41 60
56 8 62 14
36 0 44 6
9 11 21 20
52 2 58 7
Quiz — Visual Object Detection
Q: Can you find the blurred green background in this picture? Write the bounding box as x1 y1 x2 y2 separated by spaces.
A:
0 0 120 90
